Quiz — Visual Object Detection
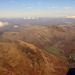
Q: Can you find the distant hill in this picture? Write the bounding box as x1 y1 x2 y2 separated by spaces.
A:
0 25 75 48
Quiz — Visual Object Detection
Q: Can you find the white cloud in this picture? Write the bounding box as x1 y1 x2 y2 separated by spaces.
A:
24 17 36 19
64 7 72 9
0 22 9 27
28 7 33 8
66 16 75 19
14 25 18 28
24 18 26 19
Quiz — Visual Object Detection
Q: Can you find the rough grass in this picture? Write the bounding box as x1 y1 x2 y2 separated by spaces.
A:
43 43 75 67
71 54 75 60
44 44 66 59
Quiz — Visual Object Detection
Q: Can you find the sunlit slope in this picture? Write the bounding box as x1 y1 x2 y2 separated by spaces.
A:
0 40 67 75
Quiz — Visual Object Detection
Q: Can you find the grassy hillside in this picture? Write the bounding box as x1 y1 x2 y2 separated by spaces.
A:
44 43 75 67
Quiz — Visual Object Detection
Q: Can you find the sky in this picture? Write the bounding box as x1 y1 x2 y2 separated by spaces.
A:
0 0 75 18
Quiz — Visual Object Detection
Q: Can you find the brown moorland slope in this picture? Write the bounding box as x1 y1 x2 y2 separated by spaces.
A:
59 38 75 54
0 40 67 75
1 25 75 47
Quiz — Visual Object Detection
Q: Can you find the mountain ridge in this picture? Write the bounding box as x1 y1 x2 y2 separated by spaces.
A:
0 40 68 75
